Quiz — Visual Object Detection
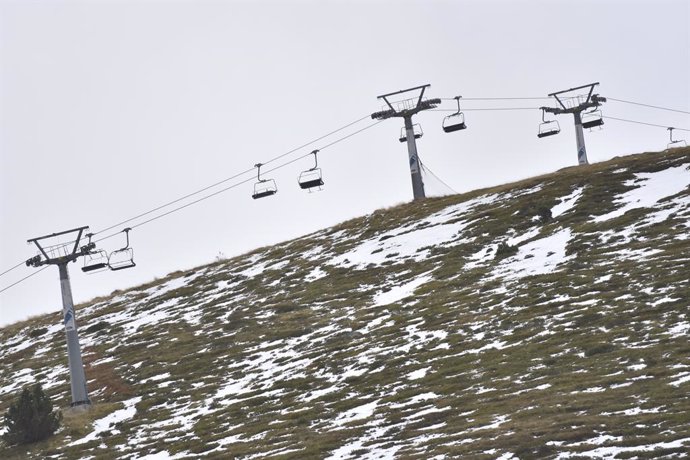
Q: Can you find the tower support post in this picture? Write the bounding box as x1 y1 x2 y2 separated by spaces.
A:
58 262 91 407
573 111 588 165
403 115 426 200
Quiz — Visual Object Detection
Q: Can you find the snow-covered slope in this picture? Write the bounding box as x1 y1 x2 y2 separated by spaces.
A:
1 148 690 459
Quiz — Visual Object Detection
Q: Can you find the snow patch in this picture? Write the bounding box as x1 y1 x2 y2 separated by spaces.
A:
493 228 572 280
593 164 690 223
551 187 584 218
373 274 433 306
70 396 142 446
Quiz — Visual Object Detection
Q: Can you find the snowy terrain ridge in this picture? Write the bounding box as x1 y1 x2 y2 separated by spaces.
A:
1 148 689 459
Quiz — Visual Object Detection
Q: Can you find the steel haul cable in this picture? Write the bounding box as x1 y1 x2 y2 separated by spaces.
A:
0 119 383 292
607 97 690 115
0 267 50 295
92 113 373 237
603 116 690 131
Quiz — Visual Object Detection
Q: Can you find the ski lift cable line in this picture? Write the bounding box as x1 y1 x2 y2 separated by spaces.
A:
24 113 373 251
607 97 690 115
0 261 25 278
0 266 50 295
603 116 690 132
0 114 377 280
93 120 384 242
0 119 384 293
440 97 553 101
432 107 542 112
52 113 372 244
103 119 384 235
92 113 373 237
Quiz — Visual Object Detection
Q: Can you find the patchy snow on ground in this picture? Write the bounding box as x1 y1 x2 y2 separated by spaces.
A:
669 372 690 387
551 187 584 218
70 396 142 446
407 367 430 380
506 227 541 247
305 266 328 282
0 368 34 397
329 221 469 269
667 321 690 338
593 164 690 223
555 436 690 459
372 274 433 307
332 401 379 427
492 228 572 280
325 426 394 460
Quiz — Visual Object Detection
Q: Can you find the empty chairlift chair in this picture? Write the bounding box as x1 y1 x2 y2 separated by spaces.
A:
108 228 136 271
399 124 424 143
667 127 687 150
252 163 278 199
298 150 324 191
582 109 604 129
81 233 109 273
442 96 467 133
537 108 561 138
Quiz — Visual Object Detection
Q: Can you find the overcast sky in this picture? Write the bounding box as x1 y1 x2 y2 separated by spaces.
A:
1 0 689 327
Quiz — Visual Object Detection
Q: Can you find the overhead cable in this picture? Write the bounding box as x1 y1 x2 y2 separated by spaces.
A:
603 116 690 132
98 120 384 237
0 261 25 278
607 97 690 115
93 113 373 237
432 107 541 112
0 266 50 295
0 114 377 283
441 96 552 101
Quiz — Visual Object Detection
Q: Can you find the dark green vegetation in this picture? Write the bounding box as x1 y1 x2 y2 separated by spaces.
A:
1 148 689 459
3 384 62 446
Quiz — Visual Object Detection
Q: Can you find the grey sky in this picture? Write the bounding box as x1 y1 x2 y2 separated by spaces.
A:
1 0 689 326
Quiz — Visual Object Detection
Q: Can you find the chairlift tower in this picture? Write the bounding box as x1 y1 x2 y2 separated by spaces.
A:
541 82 606 165
372 84 441 200
26 226 93 408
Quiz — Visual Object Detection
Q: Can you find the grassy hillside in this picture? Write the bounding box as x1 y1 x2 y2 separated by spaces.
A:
1 147 689 459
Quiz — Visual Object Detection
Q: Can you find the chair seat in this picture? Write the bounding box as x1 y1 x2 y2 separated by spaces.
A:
443 122 466 133
399 134 423 143
582 119 603 129
82 262 108 273
253 190 277 199
299 179 324 189
110 261 136 271
538 130 559 138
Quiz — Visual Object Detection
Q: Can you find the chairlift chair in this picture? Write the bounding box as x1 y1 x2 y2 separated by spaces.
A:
399 123 424 143
252 163 278 199
582 109 604 130
109 228 136 271
537 108 561 138
442 96 467 133
667 127 687 150
298 150 324 191
81 233 109 273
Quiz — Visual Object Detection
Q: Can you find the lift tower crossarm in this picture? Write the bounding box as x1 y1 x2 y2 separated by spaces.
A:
372 84 441 120
541 94 606 116
27 226 90 266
